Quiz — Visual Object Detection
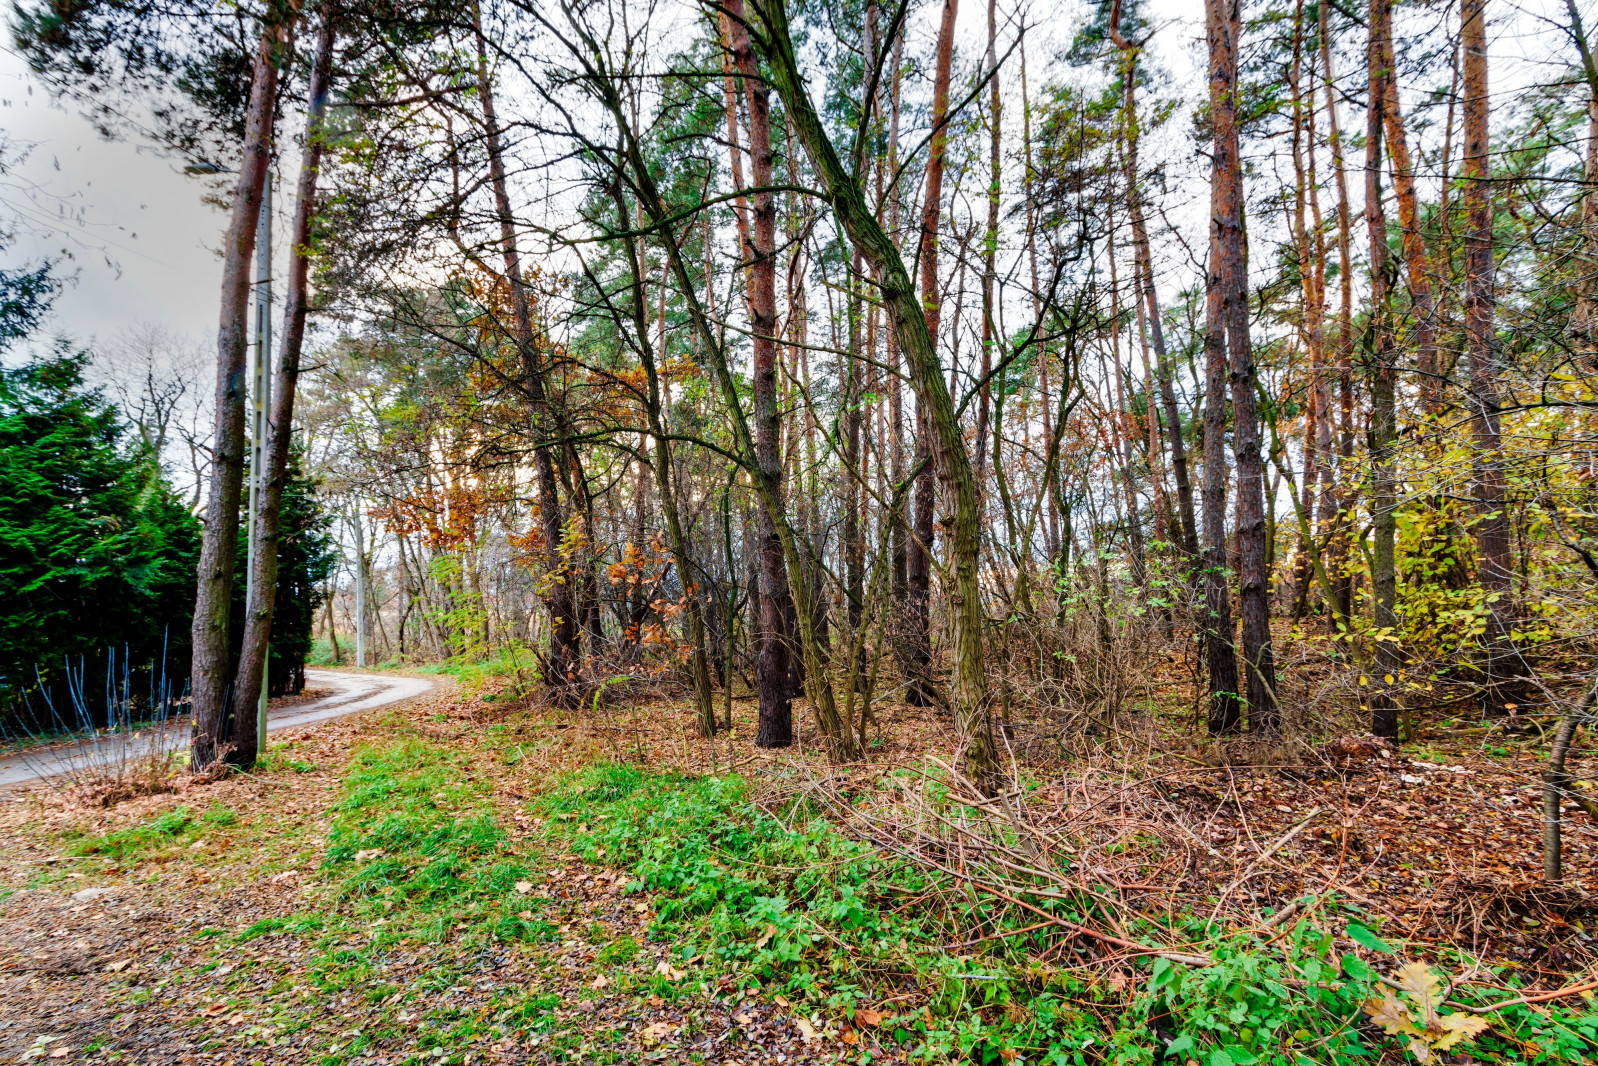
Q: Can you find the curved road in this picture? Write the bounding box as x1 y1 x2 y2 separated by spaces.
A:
0 669 434 789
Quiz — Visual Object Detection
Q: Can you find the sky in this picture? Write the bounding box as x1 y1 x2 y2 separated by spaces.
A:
0 0 1585 368
0 45 233 350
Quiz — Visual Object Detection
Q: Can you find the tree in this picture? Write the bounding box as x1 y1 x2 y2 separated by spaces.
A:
0 351 200 703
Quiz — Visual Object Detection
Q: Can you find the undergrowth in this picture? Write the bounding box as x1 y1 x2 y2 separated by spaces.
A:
320 735 555 945
535 762 1598 1065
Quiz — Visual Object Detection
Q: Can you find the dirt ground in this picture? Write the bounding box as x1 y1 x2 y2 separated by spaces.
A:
2 675 1595 1064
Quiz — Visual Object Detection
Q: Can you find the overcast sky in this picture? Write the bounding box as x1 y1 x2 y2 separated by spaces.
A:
0 1 1582 369
1 44 229 350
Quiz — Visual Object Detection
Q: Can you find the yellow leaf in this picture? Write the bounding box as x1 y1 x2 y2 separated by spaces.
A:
795 1017 818 1042
1430 1012 1489 1051
1396 961 1442 1018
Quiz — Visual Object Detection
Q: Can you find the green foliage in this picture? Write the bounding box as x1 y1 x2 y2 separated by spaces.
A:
69 806 195 860
537 764 1598 1064
321 736 554 942
0 349 199 701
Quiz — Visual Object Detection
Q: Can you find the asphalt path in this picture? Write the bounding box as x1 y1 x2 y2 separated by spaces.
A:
0 669 434 789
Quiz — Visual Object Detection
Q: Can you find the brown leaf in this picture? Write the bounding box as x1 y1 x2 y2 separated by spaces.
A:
840 1028 859 1045
855 1008 882 1028
1363 990 1421 1037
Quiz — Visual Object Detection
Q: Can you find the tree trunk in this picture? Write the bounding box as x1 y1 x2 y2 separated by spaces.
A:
234 6 334 767
902 0 961 710
1319 0 1357 623
725 0 795 746
1367 0 1401 740
753 0 997 786
1206 0 1276 731
473 11 579 704
1111 0 1196 565
190 15 289 771
1374 5 1440 418
1462 0 1517 716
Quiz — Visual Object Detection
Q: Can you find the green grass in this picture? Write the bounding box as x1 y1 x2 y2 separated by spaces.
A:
316 735 556 948
533 762 1598 1065
69 807 196 860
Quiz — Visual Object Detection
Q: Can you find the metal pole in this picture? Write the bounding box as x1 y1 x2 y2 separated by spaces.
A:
253 178 273 751
353 508 366 668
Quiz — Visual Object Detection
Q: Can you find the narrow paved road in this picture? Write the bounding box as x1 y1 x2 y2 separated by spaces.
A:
0 669 434 789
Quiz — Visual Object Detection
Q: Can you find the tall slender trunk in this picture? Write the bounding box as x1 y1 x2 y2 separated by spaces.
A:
1287 1 1322 617
1107 222 1147 590
234 7 334 766
845 249 865 643
1367 0 1401 739
1462 0 1517 715
884 26 909 616
904 0 961 709
610 184 717 737
1111 0 1195 565
1020 36 1059 562
473 11 578 704
190 16 289 771
1200 1 1240 737
1568 0 1598 364
726 0 795 745
754 0 997 786
975 0 999 495
1374 6 1439 417
1319 0 1357 622
1207 0 1277 731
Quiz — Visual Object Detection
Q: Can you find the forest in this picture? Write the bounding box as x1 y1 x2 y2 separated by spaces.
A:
4 0 1598 1062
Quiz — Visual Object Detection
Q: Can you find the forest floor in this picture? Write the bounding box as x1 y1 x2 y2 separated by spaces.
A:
2 668 1598 1065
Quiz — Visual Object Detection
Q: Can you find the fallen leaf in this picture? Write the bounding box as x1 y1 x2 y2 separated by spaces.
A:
354 849 384 862
591 974 610 990
515 881 532 894
517 910 533 920
1363 990 1421 1038
774 994 790 1008
754 922 777 949
840 1028 859 1045
49 1049 69 1060
855 1008 882 1027
105 959 131 972
795 1017 818 1042
268 869 299 883
639 1021 673 1046
1431 1012 1489 1051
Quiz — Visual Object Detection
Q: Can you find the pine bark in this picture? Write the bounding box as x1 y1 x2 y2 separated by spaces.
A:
190 16 289 770
234 7 334 766
1206 0 1277 731
1462 0 1517 715
725 0 795 745
1367 0 1401 739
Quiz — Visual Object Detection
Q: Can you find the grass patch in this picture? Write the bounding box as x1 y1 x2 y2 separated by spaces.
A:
319 735 555 944
69 807 194 860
